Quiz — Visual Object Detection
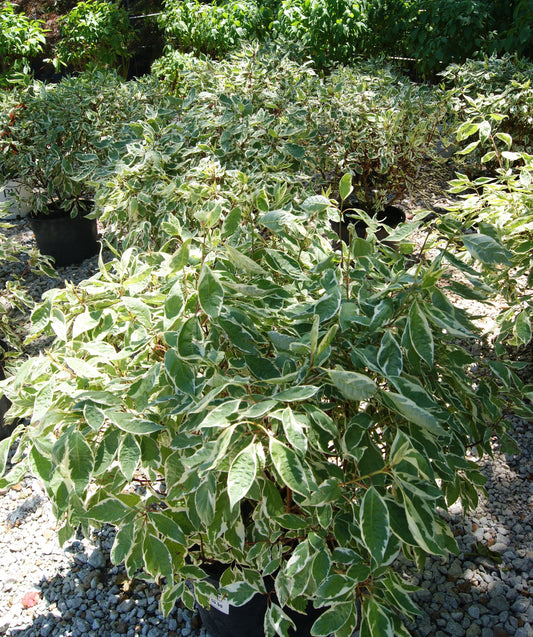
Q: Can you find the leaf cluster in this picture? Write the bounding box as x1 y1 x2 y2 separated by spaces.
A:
108 45 447 248
55 0 135 74
444 121 533 357
0 2 46 80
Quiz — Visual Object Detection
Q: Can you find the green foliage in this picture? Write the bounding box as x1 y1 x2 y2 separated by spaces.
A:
1 176 524 633
1 32 531 637
272 0 367 67
159 0 262 57
56 0 135 74
491 0 533 59
362 0 413 57
307 61 449 204
405 0 496 78
0 2 46 80
121 46 447 251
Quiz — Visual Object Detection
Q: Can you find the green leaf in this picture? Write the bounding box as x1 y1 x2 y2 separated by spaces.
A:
328 369 377 401
110 521 135 564
222 206 242 238
220 581 259 607
165 349 195 396
86 498 130 523
381 392 446 437
311 602 353 635
462 234 513 266
165 279 184 321
283 142 306 159
360 486 390 566
0 436 12 478
273 385 319 402
478 120 491 143
68 431 94 495
456 121 479 142
148 511 186 544
143 533 173 584
339 173 353 202
104 410 164 435
50 307 67 341
457 140 480 155
265 603 295 636
123 296 152 328
228 442 257 508
72 311 100 340
195 475 216 526
270 438 310 496
316 574 354 602
198 265 224 318
495 132 512 149
84 402 106 432
118 433 141 482
408 302 434 368
364 597 394 637
281 407 308 455
403 496 445 555
224 244 266 275
514 310 532 345
377 331 403 377
169 239 190 271
315 289 341 322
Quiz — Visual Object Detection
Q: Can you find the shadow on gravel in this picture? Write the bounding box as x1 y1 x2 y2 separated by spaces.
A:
404 419 533 637
4 527 203 637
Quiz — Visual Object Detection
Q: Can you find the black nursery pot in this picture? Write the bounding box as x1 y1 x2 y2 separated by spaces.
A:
197 565 322 637
29 202 99 267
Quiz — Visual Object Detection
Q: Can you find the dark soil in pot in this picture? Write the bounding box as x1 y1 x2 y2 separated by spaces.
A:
29 201 99 267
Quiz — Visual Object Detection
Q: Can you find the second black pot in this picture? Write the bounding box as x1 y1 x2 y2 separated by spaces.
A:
29 203 99 267
196 567 323 637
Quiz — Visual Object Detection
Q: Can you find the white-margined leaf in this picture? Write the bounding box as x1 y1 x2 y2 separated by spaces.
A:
310 601 353 636
328 369 377 401
408 302 434 368
228 442 257 508
198 265 224 318
377 331 403 377
68 431 94 495
118 433 141 482
110 520 135 565
270 438 310 496
360 486 390 566
143 533 173 584
281 407 308 455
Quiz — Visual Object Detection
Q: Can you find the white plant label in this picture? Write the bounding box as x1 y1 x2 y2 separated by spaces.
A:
209 595 230 615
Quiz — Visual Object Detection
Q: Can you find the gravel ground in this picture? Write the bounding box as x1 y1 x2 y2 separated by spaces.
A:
0 216 532 637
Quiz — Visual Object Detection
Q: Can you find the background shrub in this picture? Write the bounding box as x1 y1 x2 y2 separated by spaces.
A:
0 2 46 80
55 0 135 74
272 0 367 67
159 0 262 58
404 0 497 78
